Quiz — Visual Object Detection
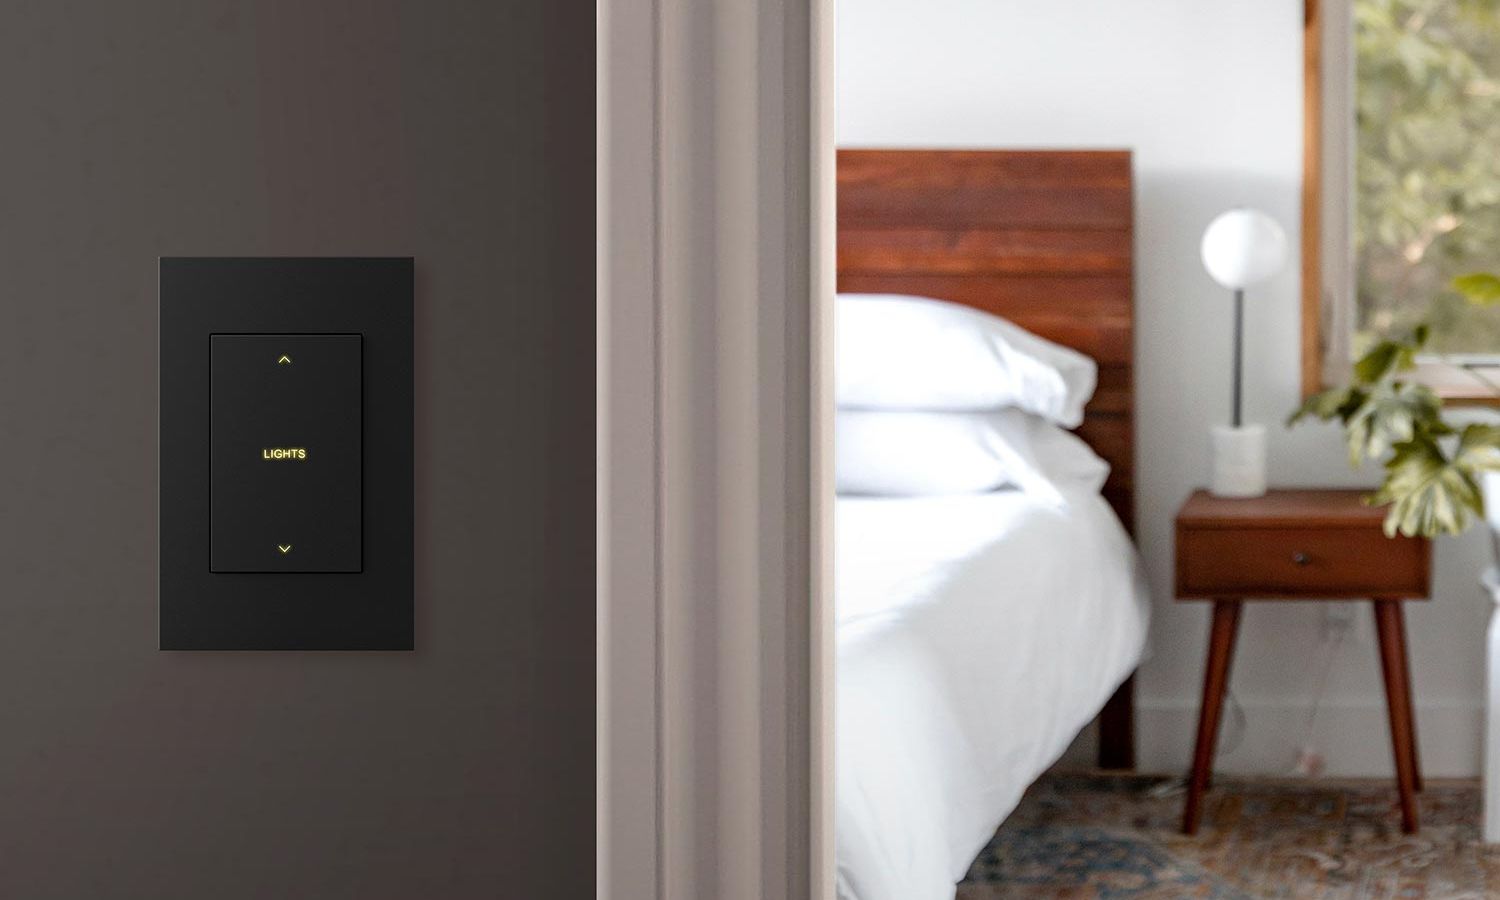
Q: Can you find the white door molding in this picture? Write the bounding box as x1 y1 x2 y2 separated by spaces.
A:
598 0 663 896
598 0 834 896
1483 566 1500 843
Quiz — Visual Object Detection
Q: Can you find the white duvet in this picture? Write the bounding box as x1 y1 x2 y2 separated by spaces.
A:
835 489 1150 900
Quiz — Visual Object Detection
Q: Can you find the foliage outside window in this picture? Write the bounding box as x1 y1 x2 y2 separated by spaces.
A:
1355 0 1500 358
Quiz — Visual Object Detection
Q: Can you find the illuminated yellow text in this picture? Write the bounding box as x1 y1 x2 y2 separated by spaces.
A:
262 447 308 460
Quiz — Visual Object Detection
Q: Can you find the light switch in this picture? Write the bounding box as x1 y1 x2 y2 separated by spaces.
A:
210 333 362 572
163 257 410 649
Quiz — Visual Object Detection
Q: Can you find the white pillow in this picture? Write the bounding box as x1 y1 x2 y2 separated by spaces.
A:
835 408 1110 504
836 293 1097 427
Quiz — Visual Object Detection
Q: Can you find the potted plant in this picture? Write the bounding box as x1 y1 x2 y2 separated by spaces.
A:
1290 273 1500 539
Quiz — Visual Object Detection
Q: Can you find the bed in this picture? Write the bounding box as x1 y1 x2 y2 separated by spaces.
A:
834 149 1150 900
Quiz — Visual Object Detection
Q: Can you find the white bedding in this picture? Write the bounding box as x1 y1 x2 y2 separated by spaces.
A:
835 488 1150 900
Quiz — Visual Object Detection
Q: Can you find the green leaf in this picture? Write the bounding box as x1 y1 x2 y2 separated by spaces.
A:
1340 379 1444 466
1286 385 1366 427
1456 422 1500 472
1370 424 1500 537
1453 272 1500 306
1351 330 1426 384
1372 436 1479 537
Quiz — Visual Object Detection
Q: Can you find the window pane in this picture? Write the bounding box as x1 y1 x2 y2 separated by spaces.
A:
1355 0 1500 357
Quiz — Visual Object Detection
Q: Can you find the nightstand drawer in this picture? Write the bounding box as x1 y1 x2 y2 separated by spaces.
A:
1176 526 1429 599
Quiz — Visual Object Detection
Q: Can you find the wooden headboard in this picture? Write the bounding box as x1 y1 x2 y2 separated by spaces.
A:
837 149 1136 530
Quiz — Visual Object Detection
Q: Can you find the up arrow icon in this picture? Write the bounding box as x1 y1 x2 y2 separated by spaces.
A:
277 355 292 365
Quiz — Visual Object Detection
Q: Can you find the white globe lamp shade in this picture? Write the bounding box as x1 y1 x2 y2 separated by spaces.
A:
1200 208 1288 289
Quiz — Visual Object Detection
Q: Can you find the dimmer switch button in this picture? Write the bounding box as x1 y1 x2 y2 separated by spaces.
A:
210 334 362 573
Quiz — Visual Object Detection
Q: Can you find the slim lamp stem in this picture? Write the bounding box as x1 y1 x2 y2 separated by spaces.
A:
1232 288 1244 429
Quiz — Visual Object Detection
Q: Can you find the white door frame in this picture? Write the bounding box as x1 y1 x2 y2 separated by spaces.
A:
597 0 835 897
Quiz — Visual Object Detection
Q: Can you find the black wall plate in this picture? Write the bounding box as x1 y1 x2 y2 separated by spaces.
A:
160 257 413 650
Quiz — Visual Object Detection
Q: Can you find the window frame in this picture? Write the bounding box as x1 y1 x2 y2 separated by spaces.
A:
1303 0 1500 405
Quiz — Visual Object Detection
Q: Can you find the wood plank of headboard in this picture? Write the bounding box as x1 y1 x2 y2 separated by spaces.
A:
837 148 1136 530
838 150 1132 229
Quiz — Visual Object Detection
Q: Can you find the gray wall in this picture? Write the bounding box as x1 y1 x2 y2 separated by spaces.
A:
0 2 593 897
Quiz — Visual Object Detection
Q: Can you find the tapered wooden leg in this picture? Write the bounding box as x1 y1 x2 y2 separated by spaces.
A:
1098 674 1136 770
1395 608 1422 793
1183 600 1241 835
1374 600 1421 833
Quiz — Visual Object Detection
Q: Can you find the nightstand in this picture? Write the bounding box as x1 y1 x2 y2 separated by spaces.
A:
1174 489 1432 835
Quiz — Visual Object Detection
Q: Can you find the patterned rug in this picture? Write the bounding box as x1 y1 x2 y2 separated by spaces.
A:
957 773 1498 899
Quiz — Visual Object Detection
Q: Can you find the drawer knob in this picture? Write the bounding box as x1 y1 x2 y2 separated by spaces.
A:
1292 551 1311 566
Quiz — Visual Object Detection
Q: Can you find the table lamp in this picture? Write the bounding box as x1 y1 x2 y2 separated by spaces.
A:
1200 208 1288 497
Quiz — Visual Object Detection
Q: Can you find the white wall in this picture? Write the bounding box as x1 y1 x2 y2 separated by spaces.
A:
838 0 1493 776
